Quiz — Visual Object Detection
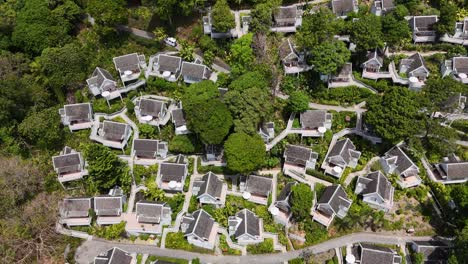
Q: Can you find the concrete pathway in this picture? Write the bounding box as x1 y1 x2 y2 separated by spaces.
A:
266 113 295 151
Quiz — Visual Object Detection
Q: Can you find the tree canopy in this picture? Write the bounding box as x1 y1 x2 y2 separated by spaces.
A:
212 0 235 32
382 13 411 47
349 14 384 52
12 0 81 55
290 183 314 221
310 40 351 75
229 33 255 76
186 100 233 145
18 107 64 150
287 91 310 113
86 0 126 27
83 144 131 193
224 132 266 173
365 87 423 143
434 1 458 34
297 8 344 49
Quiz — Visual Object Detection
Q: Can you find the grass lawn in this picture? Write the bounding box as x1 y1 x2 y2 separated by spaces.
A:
165 232 214 254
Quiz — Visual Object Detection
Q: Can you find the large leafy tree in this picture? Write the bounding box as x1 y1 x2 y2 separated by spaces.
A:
349 14 384 52
249 3 273 33
365 87 423 144
18 107 64 150
83 144 131 193
382 14 411 47
422 77 466 112
12 0 80 55
290 183 314 221
87 0 127 26
212 0 235 32
229 33 255 76
310 40 351 75
169 135 196 154
38 42 90 102
297 8 344 49
228 71 269 91
435 1 458 34
224 132 265 173
224 86 272 134
287 91 310 113
186 100 233 145
183 80 220 110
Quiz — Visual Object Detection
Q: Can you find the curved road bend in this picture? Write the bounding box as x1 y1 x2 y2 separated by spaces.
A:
75 233 437 264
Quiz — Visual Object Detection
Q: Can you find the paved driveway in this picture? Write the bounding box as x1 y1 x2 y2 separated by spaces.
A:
75 233 438 264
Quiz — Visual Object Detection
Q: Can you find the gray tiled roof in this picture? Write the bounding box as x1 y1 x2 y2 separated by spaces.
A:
234 209 261 238
365 49 384 66
400 53 427 73
274 6 297 20
94 196 122 216
337 63 352 76
412 240 450 262
90 67 115 89
300 110 328 130
410 16 438 31
245 175 273 197
318 185 351 216
64 103 92 122
185 209 215 239
279 38 298 61
360 244 398 264
133 139 159 158
328 138 360 165
103 121 129 141
139 99 165 117
198 172 224 199
181 62 208 79
437 161 468 181
95 247 133 264
53 153 81 170
160 162 186 182
61 198 91 218
384 146 417 175
332 0 356 15
113 53 140 72
357 171 392 200
275 182 297 213
453 57 468 74
172 108 186 127
136 201 167 224
284 144 314 167
157 54 182 73
382 0 395 9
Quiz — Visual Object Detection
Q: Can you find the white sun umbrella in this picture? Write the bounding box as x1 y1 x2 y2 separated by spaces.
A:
318 127 327 133
242 192 251 200
333 166 343 174
409 76 419 83
345 254 356 264
162 71 171 78
168 181 177 189
142 115 153 121
124 70 133 76
102 91 110 97
459 73 467 79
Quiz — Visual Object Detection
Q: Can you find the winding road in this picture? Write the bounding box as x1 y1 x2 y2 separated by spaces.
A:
75 233 440 264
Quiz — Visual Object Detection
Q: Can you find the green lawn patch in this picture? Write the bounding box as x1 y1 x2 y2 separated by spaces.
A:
165 232 214 254
246 238 275 254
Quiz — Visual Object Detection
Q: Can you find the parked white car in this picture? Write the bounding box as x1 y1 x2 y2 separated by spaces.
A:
164 37 177 47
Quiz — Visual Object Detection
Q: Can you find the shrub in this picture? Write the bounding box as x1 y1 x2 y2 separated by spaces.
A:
90 221 126 240
246 238 274 254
